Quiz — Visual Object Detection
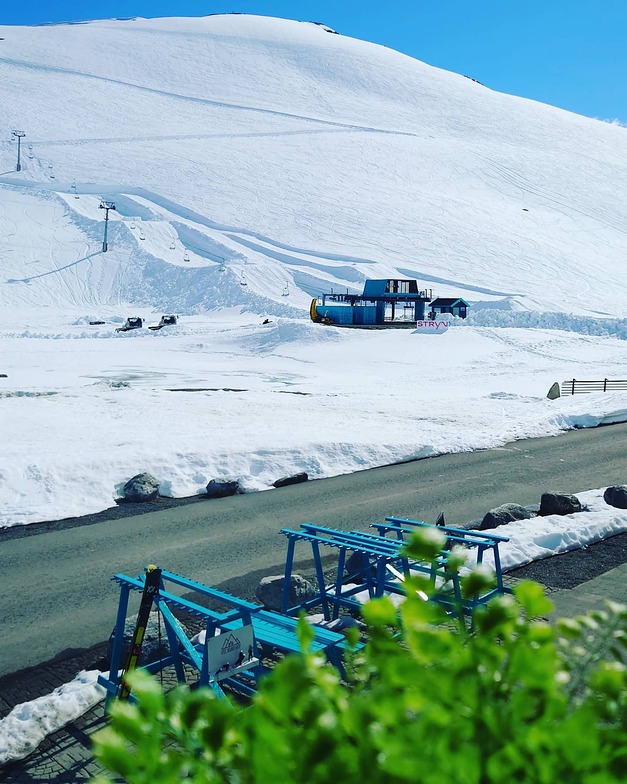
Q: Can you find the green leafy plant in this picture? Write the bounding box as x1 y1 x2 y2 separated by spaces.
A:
93 529 626 784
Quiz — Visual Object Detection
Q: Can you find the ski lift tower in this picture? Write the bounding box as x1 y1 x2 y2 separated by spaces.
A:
11 130 25 171
99 200 116 252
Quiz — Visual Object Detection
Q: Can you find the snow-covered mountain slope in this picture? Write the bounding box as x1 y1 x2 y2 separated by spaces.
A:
1 14 627 317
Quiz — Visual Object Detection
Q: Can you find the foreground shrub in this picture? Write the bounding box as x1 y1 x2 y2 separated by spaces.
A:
93 530 626 783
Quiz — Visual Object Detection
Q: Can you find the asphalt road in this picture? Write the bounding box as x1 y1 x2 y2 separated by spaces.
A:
1 423 626 677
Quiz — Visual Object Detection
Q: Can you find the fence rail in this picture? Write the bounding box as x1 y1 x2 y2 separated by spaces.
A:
561 378 627 395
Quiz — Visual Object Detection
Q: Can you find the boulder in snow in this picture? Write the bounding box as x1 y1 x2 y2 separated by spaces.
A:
479 503 531 530
255 574 316 612
539 493 582 516
273 472 309 488
107 610 186 667
120 472 160 502
205 478 242 498
603 485 627 509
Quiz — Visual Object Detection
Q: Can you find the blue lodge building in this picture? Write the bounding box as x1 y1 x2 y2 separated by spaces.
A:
310 279 468 327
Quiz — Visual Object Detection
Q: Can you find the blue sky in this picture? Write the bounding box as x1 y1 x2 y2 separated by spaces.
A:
2 1 625 123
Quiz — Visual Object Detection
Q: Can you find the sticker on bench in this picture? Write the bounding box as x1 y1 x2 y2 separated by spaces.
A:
207 625 258 681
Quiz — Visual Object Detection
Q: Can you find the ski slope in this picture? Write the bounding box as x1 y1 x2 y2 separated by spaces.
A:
0 15 626 526
1 14 627 315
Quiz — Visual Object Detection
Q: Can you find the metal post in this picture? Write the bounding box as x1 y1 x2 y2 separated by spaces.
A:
107 584 131 708
99 200 116 252
333 548 346 620
311 540 330 620
282 538 296 614
103 211 109 252
12 130 25 171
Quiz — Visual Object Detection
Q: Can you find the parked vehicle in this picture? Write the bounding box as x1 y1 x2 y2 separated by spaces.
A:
116 317 143 333
148 315 178 331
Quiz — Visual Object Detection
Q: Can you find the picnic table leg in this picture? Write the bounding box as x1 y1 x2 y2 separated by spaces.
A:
282 537 296 614
333 548 346 620
311 540 331 620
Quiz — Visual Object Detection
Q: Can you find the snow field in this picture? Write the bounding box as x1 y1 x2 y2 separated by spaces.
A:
1 317 626 527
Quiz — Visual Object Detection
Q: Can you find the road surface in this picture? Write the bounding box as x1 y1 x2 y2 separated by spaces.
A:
1 423 626 676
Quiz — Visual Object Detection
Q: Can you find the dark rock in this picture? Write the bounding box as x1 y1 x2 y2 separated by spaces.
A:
255 574 316 612
539 493 582 516
345 550 375 581
273 472 309 489
121 472 160 502
0 374 7 378
603 485 627 509
205 478 242 498
480 503 532 530
106 610 186 667
546 382 560 400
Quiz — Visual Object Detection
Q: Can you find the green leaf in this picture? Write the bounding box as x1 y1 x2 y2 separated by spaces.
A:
557 617 583 639
361 596 398 627
297 612 315 652
514 580 554 617
92 578 627 784
590 661 625 698
461 563 496 599
92 727 136 777
403 526 447 562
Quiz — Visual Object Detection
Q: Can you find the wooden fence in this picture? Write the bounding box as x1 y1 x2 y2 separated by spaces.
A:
561 378 627 395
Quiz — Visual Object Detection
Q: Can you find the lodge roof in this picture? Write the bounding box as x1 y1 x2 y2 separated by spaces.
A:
430 297 469 307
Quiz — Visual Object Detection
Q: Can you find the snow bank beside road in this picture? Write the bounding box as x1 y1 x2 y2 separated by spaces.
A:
492 489 627 571
0 671 104 766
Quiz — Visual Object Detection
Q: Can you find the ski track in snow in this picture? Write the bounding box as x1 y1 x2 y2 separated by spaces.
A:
0 55 418 138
